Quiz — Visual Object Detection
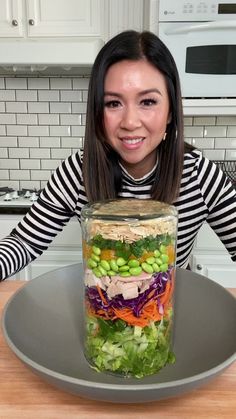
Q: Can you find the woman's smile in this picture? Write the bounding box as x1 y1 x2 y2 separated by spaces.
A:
103 59 171 178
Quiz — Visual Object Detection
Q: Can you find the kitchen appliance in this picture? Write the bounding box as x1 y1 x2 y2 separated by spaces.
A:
158 0 236 97
214 160 236 187
0 187 39 208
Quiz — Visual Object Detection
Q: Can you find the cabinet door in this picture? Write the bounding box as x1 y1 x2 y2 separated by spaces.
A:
191 254 236 288
26 0 103 37
0 0 23 37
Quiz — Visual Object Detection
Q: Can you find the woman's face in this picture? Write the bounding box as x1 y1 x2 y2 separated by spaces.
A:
103 59 171 178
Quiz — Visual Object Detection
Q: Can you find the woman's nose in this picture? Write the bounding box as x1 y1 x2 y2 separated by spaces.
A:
120 106 141 130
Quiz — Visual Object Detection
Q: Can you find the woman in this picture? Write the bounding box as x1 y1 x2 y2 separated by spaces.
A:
0 30 235 281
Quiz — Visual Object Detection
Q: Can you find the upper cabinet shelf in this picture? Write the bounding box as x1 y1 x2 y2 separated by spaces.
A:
183 99 236 116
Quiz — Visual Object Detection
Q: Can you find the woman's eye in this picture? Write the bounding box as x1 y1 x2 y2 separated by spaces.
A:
141 98 157 106
104 100 121 108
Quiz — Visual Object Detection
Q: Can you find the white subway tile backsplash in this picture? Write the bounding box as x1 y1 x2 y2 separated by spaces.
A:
51 148 71 159
28 102 49 113
38 114 59 125
0 148 8 158
20 180 40 190
227 126 236 136
0 180 19 189
193 116 216 125
0 170 9 180
16 90 37 101
60 114 81 125
204 126 227 137
50 78 72 89
215 138 236 149
31 170 51 180
203 149 225 160
192 138 215 149
60 90 82 102
72 78 89 89
16 114 38 125
41 159 61 170
28 125 49 136
5 78 27 89
10 169 30 180
61 137 83 148
50 102 71 113
18 137 39 147
6 102 27 113
0 75 235 185
39 137 60 148
183 117 193 126
9 148 29 158
38 90 59 101
71 102 87 113
0 125 6 135
81 114 86 125
225 150 236 160
7 125 27 136
0 90 15 101
21 159 41 170
30 148 50 159
0 159 19 169
49 125 70 136
184 126 204 137
71 125 85 136
28 78 49 89
28 102 49 114
217 116 236 125
0 137 17 147
82 91 88 102
0 113 16 124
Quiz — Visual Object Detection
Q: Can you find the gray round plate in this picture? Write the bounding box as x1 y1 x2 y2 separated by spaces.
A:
2 265 236 403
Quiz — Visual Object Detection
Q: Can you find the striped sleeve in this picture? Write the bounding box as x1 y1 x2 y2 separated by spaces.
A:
199 159 236 261
0 152 86 281
175 151 236 266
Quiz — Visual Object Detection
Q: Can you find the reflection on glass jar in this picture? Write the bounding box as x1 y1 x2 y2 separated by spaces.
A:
81 199 178 378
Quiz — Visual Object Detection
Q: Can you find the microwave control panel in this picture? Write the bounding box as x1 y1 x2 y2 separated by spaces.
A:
159 0 236 21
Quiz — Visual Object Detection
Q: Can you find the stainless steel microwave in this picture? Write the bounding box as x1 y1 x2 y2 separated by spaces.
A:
157 0 236 98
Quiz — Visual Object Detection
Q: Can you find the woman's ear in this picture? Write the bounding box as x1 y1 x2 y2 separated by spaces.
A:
167 112 172 124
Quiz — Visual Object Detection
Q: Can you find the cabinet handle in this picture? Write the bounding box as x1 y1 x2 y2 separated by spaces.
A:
196 264 203 270
28 19 35 26
12 19 18 26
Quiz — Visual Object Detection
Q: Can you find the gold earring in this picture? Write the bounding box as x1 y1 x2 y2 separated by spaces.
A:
163 132 167 141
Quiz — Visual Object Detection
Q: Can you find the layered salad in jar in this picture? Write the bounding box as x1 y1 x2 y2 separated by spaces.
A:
81 199 178 378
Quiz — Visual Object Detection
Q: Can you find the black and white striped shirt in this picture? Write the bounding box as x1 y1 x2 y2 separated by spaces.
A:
0 149 235 280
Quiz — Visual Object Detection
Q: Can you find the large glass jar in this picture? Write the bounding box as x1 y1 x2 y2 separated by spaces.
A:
81 199 178 378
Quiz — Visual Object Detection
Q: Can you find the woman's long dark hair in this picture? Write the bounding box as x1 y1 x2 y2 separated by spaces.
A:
83 30 185 204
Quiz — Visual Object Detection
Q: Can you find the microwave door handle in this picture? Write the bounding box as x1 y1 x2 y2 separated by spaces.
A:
164 20 236 35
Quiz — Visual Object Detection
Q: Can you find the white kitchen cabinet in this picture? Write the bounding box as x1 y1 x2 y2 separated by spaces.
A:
0 0 105 38
190 223 236 288
0 0 146 39
0 0 23 37
27 0 104 37
0 214 82 281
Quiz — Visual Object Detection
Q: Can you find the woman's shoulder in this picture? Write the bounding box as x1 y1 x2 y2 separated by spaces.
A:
183 148 214 172
61 150 84 170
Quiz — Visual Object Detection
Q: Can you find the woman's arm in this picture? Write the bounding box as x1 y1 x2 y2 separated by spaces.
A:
0 152 86 281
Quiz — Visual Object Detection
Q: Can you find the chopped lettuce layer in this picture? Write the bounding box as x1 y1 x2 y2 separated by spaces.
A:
85 315 175 378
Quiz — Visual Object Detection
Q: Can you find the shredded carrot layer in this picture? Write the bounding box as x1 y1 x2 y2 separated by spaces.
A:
87 271 175 327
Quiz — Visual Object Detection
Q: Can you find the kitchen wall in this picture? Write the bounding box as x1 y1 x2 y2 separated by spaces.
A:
0 75 236 191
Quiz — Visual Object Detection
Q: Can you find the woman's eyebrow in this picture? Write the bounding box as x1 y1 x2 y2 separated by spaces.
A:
104 88 162 97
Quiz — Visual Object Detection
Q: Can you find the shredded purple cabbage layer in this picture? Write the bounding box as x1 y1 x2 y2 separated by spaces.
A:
85 269 173 318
